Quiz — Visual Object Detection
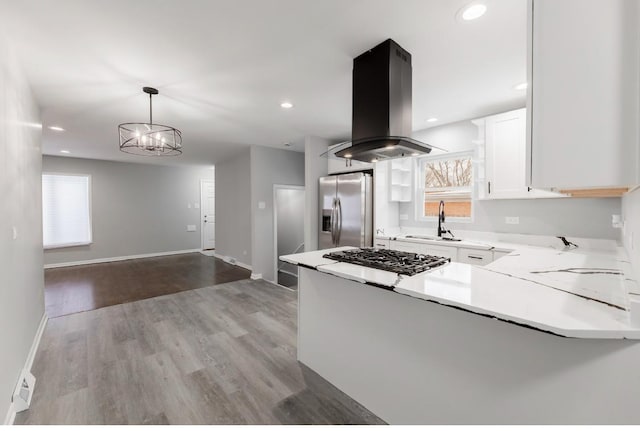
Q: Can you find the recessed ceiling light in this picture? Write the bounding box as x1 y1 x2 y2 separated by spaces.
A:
280 101 293 109
60 150 70 154
49 126 65 131
459 3 487 21
385 144 395 149
371 158 378 163
427 118 438 123
514 82 528 91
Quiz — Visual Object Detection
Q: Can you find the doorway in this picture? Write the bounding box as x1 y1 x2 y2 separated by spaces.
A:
273 185 305 289
200 179 215 250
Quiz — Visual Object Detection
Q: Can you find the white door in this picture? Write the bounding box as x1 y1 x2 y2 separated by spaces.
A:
201 179 215 250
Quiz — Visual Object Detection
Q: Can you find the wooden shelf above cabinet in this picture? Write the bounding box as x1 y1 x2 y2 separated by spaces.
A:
558 187 629 198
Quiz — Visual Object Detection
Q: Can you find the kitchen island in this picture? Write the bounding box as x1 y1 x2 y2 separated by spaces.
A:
281 246 640 424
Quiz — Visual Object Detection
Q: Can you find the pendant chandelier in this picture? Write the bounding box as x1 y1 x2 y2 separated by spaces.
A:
118 87 182 156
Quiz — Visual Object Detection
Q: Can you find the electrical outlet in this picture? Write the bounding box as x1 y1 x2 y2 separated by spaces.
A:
186 225 196 232
505 217 520 225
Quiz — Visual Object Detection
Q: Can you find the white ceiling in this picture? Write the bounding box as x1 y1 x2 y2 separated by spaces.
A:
0 0 526 167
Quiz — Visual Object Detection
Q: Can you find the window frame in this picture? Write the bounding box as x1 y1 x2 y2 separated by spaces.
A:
42 172 93 249
415 151 475 223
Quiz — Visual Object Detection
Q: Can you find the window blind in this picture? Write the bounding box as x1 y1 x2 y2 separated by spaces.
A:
42 174 92 249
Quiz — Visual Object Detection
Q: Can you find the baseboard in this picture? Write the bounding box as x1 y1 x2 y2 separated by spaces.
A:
3 313 48 425
250 273 263 280
26 314 47 372
213 253 252 271
43 249 201 269
4 403 15 426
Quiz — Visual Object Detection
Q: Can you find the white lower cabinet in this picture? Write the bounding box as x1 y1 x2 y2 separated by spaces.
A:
389 240 504 266
389 240 421 253
389 240 457 261
374 237 390 249
421 244 458 261
457 248 493 266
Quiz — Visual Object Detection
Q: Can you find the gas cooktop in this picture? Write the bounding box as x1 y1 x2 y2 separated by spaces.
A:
323 248 450 276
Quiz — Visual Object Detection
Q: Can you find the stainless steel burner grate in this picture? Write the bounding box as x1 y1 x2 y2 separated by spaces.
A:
323 248 450 276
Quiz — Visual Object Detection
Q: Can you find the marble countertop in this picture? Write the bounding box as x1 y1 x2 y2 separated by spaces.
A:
280 244 640 339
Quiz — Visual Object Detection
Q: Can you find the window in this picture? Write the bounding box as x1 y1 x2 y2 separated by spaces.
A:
417 152 473 220
42 174 92 249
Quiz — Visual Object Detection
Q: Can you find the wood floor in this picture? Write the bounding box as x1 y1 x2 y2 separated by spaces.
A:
45 253 250 318
17 279 384 425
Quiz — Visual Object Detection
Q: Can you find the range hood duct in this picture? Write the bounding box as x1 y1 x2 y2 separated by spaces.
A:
332 39 435 163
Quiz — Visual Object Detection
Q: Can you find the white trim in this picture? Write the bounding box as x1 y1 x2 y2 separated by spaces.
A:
200 178 215 251
26 314 47 372
43 249 200 269
250 273 263 280
4 403 15 426
3 313 48 425
213 252 252 271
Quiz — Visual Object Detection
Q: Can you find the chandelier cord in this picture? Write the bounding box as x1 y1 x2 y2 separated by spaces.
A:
149 93 153 125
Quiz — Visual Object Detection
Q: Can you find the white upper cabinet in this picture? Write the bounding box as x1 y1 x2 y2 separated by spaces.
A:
530 0 640 189
485 108 527 199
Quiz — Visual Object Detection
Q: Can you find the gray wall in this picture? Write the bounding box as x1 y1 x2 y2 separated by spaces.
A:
215 148 252 266
43 156 214 265
0 41 45 419
398 118 622 240
251 146 305 282
304 136 330 251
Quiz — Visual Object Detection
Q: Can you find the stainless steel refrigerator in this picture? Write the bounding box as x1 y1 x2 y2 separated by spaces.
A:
319 172 373 249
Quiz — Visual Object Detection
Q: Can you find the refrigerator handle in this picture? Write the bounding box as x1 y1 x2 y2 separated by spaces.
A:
330 198 337 246
336 198 343 245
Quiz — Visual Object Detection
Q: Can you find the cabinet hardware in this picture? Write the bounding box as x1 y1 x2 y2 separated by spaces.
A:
488 181 491 194
467 255 483 260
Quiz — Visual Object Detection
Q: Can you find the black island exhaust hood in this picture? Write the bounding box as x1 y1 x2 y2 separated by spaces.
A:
329 39 437 163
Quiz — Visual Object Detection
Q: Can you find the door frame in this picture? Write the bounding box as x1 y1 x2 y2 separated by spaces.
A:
273 184 305 285
200 178 215 251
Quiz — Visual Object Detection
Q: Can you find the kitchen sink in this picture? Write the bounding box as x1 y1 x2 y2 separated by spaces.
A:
405 235 462 242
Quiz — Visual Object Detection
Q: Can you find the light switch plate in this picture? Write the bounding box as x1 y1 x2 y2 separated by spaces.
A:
194 203 200 209
258 201 266 209
187 225 196 232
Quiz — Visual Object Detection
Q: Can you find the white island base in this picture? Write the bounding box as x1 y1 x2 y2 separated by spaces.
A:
298 267 640 424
